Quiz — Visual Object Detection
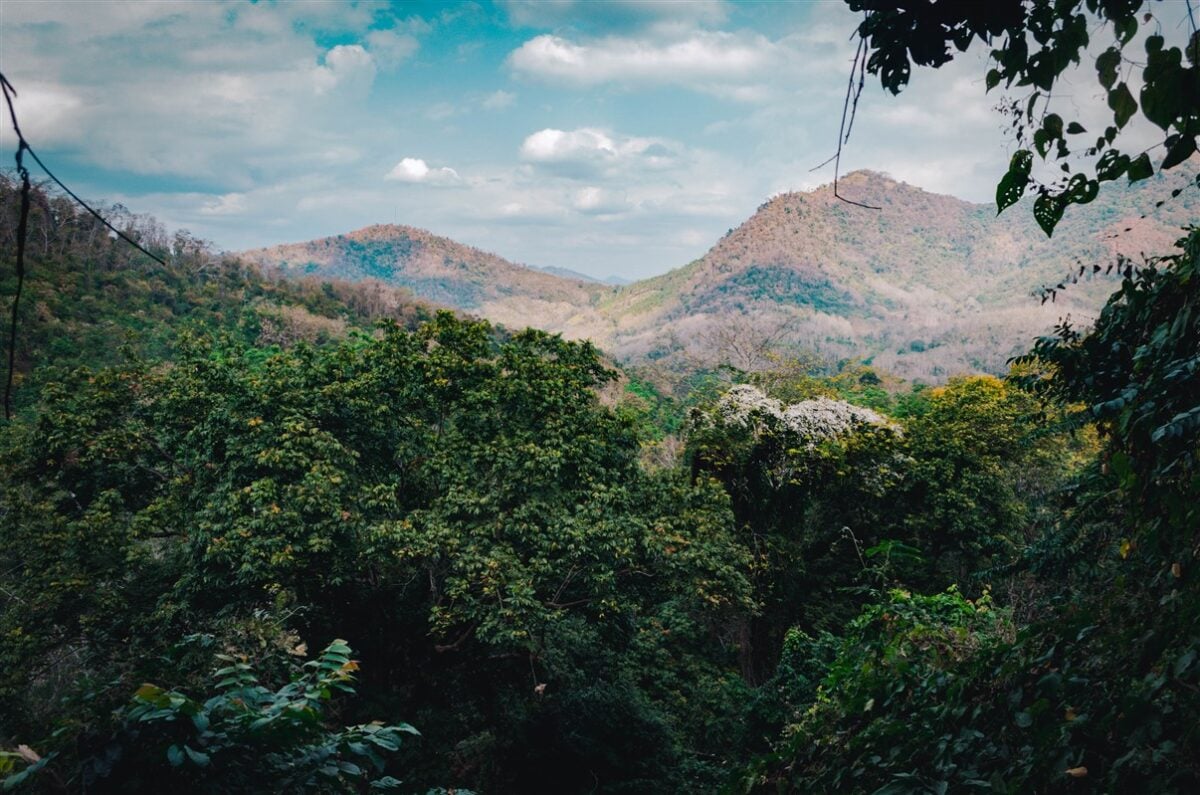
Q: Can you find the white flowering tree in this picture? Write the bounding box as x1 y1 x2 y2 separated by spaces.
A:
685 384 904 681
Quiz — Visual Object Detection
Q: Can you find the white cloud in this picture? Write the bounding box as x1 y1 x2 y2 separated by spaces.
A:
519 127 683 178
572 186 629 215
502 0 728 30
482 89 516 110
312 44 376 96
385 157 461 185
366 29 419 69
200 192 248 216
0 82 82 147
508 30 784 99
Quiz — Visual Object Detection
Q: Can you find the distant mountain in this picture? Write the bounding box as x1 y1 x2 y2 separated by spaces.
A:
531 265 630 286
585 168 1196 380
242 167 1197 381
239 224 612 334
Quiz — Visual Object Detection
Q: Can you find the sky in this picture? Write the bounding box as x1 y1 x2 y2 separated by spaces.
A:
0 0 1182 280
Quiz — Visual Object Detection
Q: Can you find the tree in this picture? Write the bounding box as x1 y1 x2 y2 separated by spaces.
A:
847 0 1199 234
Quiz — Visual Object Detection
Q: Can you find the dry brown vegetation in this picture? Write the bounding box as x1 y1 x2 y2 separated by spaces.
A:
240 166 1197 383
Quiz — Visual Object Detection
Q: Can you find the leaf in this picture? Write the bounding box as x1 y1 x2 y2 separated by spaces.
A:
1065 174 1099 204
133 683 164 702
167 745 184 768
1096 47 1121 89
1043 113 1063 139
1108 83 1137 129
996 150 1033 213
1127 153 1154 182
1015 711 1033 727
1066 766 1088 778
1066 121 1086 134
1034 191 1066 236
184 746 210 767
1096 150 1130 181
1161 134 1197 170
986 69 1002 90
1114 14 1137 45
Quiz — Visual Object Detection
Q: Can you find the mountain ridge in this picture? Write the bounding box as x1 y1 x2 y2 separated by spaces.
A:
239 167 1198 380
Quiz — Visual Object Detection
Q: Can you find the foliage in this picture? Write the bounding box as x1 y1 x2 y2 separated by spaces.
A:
5 640 418 793
0 177 431 413
850 0 1199 234
0 311 754 792
1017 228 1200 554
739 588 1014 794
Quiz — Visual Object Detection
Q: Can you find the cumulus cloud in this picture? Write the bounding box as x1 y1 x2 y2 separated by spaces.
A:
508 30 784 99
312 44 376 96
519 127 683 178
385 157 461 185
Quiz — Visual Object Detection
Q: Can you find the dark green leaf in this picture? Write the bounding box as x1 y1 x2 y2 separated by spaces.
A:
996 150 1033 213
1114 15 1137 45
1096 150 1131 181
1161 134 1197 170
1108 83 1137 129
1127 153 1154 182
1096 47 1121 89
184 747 210 767
1034 191 1066 236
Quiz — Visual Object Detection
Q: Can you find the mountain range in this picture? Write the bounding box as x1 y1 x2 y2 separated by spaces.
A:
240 167 1197 382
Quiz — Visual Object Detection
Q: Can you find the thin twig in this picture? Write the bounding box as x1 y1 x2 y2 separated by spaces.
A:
821 18 881 211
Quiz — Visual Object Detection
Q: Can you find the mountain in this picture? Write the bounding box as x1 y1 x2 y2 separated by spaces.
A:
239 224 612 335
531 265 631 286
240 168 1197 381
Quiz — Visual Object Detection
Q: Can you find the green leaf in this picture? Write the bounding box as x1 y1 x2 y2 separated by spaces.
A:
1127 153 1154 182
1033 192 1066 236
1161 134 1197 171
985 69 1002 90
1108 83 1137 129
1065 174 1100 204
1066 121 1086 135
1096 47 1120 89
184 746 210 767
1015 711 1033 728
1096 150 1130 181
1114 15 1137 45
1043 114 1063 139
996 150 1033 213
167 745 184 768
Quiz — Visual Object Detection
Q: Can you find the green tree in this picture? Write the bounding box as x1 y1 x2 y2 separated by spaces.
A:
848 0 1199 234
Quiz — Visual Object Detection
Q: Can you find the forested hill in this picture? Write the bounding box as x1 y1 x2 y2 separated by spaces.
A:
0 177 434 412
240 166 1197 381
239 223 610 331
594 167 1197 379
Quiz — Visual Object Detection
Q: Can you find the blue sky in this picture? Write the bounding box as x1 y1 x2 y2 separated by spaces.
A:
1 0 1165 280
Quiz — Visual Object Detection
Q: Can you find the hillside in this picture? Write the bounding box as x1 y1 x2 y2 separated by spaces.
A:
240 168 1197 382
0 178 435 413
239 223 612 335
593 168 1196 380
